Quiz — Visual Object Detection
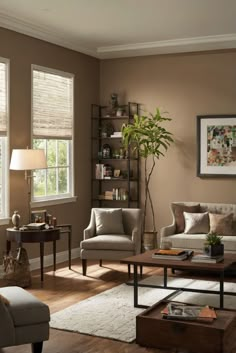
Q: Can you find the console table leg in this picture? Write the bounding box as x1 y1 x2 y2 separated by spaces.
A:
68 227 71 269
53 240 56 272
134 264 138 307
40 242 44 282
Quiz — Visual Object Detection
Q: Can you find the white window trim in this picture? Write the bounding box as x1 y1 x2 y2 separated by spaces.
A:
31 196 77 208
31 64 75 205
0 56 9 220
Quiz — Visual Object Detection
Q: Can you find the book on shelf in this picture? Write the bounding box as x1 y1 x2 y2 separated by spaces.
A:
152 249 193 261
161 302 216 322
95 164 104 179
191 254 224 263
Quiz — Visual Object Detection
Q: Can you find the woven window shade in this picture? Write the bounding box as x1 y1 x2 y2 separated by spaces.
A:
33 68 73 139
0 62 7 136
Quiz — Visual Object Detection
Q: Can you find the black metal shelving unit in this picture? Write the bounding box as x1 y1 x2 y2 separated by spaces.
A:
91 102 140 208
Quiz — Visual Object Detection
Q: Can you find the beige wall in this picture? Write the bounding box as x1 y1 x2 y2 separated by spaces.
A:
100 51 236 241
0 27 99 259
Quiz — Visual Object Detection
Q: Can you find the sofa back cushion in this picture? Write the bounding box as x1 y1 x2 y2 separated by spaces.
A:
209 213 234 236
171 203 201 233
183 212 209 234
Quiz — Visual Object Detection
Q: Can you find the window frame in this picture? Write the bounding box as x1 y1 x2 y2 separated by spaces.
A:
31 65 75 206
0 57 9 224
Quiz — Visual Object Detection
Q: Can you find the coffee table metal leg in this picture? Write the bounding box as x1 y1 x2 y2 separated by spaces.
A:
220 271 224 309
164 266 168 288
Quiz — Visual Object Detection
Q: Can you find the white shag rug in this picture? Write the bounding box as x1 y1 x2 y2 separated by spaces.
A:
50 275 236 343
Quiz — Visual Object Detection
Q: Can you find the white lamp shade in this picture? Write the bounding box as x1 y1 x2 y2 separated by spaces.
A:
10 149 47 170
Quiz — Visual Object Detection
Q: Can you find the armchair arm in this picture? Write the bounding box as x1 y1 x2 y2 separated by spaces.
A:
160 223 176 238
84 226 94 240
131 227 141 254
0 301 15 346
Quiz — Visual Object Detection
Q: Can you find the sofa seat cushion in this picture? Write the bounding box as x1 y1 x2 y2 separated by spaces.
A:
166 233 207 250
81 234 134 251
0 286 50 327
166 233 236 252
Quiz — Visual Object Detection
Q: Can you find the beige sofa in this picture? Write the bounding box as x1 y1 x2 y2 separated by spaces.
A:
160 202 236 253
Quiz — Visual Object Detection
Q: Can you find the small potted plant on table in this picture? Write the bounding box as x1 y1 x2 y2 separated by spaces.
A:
204 233 224 257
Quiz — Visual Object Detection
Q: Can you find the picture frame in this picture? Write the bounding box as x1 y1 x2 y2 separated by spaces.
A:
31 209 47 223
197 115 236 177
114 169 121 178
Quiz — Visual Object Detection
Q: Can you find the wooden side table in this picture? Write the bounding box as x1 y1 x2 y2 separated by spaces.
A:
6 227 60 282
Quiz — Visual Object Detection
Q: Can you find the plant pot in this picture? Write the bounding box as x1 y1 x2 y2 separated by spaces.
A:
204 244 224 257
143 231 157 251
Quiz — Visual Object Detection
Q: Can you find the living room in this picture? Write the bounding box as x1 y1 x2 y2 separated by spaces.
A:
0 1 236 352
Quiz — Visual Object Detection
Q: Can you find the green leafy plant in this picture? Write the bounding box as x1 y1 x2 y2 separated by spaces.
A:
205 233 223 245
121 107 174 235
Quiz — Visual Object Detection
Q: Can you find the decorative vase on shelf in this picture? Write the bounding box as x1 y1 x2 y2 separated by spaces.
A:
12 210 20 230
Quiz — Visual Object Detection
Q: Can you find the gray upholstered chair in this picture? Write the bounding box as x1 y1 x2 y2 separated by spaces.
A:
80 208 143 276
0 286 50 353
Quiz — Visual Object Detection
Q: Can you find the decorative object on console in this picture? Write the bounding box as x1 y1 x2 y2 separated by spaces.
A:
122 108 174 250
11 210 20 230
9 148 47 222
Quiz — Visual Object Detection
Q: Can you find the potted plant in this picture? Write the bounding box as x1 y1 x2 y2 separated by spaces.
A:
121 107 173 250
204 233 224 257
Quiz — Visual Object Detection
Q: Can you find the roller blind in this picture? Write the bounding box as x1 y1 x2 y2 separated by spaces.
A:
0 62 7 136
32 67 73 139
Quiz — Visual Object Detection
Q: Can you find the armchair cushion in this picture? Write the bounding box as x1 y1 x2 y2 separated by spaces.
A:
81 234 134 251
94 208 124 235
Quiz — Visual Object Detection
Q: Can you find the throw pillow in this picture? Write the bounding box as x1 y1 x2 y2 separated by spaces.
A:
209 213 234 236
172 203 201 233
94 208 125 235
183 212 209 234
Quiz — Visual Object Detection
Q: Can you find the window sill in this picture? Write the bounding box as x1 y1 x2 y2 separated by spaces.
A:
31 196 77 208
0 218 10 226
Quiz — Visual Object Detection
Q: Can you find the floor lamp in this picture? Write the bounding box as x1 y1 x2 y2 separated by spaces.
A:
10 149 47 223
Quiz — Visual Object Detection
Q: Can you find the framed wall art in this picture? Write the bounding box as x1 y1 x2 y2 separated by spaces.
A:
197 115 236 177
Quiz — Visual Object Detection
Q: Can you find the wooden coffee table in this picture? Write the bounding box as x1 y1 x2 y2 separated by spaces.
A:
121 250 236 309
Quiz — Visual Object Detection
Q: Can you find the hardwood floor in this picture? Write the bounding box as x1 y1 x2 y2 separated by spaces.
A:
1 258 236 353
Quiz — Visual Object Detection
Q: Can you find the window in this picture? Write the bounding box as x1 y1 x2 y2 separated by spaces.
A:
0 58 9 220
32 65 74 203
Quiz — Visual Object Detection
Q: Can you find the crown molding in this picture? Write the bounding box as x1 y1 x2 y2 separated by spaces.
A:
97 34 236 59
0 12 98 58
0 11 236 59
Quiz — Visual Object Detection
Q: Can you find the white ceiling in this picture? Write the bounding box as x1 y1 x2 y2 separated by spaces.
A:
0 0 236 59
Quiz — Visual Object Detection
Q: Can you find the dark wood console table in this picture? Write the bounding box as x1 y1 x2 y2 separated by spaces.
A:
6 227 61 282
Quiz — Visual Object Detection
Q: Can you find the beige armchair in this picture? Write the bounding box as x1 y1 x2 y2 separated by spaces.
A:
80 208 143 276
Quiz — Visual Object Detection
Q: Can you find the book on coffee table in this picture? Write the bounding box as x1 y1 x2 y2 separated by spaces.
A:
191 254 224 263
152 249 193 261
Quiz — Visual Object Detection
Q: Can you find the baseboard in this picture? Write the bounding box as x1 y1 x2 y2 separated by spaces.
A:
29 247 81 271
